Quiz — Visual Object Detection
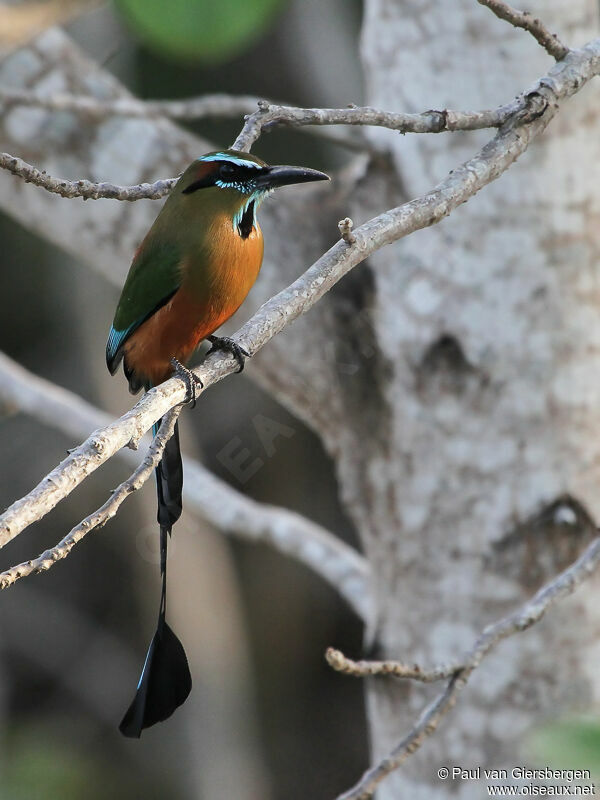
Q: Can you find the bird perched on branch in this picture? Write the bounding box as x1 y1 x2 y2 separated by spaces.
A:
106 149 329 737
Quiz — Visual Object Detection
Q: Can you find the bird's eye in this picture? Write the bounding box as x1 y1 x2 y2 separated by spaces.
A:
219 163 235 179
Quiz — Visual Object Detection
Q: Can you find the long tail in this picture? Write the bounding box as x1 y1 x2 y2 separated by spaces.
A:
119 419 192 738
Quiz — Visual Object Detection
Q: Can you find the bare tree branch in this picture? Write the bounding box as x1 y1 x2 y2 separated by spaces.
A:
0 408 179 589
0 151 176 200
231 98 528 153
477 0 570 61
325 648 461 682
0 352 371 620
334 536 600 800
0 370 187 548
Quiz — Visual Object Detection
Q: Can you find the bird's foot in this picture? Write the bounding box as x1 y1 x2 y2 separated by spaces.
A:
170 358 203 408
206 335 250 373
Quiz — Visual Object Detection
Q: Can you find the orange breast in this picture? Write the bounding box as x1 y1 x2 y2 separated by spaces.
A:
123 218 264 387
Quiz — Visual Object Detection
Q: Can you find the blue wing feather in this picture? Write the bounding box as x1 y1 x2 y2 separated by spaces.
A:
106 322 138 375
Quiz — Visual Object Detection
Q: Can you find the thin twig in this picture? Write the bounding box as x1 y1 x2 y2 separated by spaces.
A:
477 0 570 61
335 536 600 800
232 98 526 153
0 409 180 589
0 152 176 200
326 648 462 682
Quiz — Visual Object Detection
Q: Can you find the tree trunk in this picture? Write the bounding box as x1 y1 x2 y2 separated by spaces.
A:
343 1 600 795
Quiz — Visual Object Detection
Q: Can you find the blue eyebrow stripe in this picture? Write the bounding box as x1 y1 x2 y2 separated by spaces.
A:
199 153 261 169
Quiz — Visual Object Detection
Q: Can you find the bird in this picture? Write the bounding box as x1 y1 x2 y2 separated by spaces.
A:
106 149 329 737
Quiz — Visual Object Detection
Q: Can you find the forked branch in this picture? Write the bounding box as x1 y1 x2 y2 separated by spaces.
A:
0 409 179 589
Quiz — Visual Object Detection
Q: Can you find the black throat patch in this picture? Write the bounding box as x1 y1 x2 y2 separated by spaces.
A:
238 200 255 239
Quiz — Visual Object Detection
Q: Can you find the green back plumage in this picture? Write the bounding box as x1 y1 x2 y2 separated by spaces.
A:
112 238 182 332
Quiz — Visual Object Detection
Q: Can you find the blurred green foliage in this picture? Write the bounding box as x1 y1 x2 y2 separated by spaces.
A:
4 724 180 800
113 0 287 64
528 717 600 778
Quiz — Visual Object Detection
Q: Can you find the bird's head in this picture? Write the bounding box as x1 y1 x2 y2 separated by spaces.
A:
174 149 329 239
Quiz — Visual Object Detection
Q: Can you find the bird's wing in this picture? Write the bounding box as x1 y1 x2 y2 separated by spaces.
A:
106 238 182 374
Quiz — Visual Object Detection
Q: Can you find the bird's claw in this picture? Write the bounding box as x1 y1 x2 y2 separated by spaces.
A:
170 358 203 408
206 335 250 373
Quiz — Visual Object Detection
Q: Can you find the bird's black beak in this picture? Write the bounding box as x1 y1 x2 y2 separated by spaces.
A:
256 165 330 190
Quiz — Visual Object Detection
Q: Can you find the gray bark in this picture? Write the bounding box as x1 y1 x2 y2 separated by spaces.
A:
355 1 600 796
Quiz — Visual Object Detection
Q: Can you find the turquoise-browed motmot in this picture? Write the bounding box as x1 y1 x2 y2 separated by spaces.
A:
106 149 329 737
